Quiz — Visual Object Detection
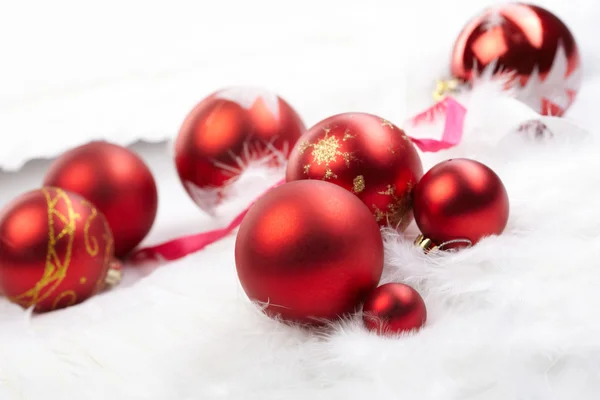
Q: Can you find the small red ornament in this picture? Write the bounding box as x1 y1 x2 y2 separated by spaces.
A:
413 158 509 251
0 188 122 312
43 141 158 258
449 3 581 115
174 86 305 214
286 113 423 231
235 180 384 324
362 283 427 335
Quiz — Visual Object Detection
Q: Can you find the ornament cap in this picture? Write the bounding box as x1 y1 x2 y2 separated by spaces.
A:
105 260 123 288
433 78 461 101
414 234 438 253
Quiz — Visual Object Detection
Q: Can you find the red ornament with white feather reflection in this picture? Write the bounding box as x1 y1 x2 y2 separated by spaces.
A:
174 87 305 215
445 3 581 116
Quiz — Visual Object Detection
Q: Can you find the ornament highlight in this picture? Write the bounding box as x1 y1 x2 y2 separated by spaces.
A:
174 86 305 214
448 3 581 115
235 180 384 324
0 188 121 312
413 158 509 251
362 283 427 335
43 141 158 258
286 112 423 231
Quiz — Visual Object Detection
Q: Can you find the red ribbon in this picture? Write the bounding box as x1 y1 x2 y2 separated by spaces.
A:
129 98 466 264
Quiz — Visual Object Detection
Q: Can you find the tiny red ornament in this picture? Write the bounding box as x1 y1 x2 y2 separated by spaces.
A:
450 3 581 115
174 86 305 214
413 158 509 251
43 141 158 258
0 188 121 312
235 180 384 324
362 283 427 335
286 113 423 231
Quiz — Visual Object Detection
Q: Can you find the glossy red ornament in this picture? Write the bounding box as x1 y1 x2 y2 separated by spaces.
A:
451 3 581 115
286 113 423 231
43 141 158 258
362 283 427 335
235 180 384 324
413 158 509 250
0 188 121 312
174 87 305 214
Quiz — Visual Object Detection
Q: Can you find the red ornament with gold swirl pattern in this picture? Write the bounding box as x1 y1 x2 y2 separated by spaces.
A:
286 113 423 231
442 3 581 116
0 187 122 312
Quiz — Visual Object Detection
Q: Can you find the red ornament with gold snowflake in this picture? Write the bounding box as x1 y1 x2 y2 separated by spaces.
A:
286 113 423 231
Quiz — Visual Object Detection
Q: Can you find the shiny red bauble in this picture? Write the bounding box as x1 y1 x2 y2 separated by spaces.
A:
451 3 581 115
235 180 384 324
413 158 509 250
362 283 427 335
43 141 158 258
286 113 423 231
175 87 305 214
0 188 120 312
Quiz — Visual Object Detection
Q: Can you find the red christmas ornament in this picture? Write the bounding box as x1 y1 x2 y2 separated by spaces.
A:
174 87 305 214
362 283 427 335
0 188 122 312
286 113 423 231
43 141 158 258
235 180 384 324
413 158 509 251
449 3 581 116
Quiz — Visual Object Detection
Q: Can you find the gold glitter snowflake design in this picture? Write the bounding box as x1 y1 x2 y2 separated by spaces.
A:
372 182 414 229
301 127 355 180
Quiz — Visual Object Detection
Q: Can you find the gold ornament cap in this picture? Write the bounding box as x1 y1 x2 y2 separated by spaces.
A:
105 259 123 288
414 234 438 253
433 78 461 101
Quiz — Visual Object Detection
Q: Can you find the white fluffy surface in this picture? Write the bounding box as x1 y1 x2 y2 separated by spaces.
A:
2 0 600 399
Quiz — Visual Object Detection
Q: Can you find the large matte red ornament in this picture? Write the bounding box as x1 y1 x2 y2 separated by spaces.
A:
286 113 423 231
43 141 158 258
235 180 384 324
451 3 581 115
413 158 509 251
174 87 305 214
0 188 121 312
362 283 427 335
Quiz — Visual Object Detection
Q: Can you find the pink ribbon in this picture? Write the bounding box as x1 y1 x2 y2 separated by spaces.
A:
128 97 466 264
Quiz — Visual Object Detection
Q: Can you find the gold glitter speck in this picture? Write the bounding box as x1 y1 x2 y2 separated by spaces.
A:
80 277 87 284
353 176 365 193
303 164 311 174
381 119 394 129
343 129 355 141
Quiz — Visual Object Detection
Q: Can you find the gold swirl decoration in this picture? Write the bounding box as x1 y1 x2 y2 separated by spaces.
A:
95 217 115 293
51 290 78 309
81 200 99 257
11 188 80 308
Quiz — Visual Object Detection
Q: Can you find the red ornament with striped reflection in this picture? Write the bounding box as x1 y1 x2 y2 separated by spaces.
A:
450 3 581 116
286 113 423 231
175 87 305 215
